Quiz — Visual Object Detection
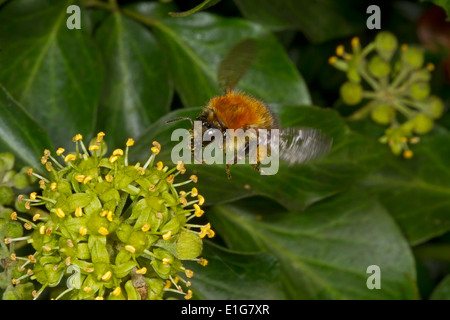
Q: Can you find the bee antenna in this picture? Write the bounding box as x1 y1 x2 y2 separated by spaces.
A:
165 117 194 127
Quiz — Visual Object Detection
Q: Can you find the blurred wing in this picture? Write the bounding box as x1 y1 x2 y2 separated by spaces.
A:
217 38 257 92
278 127 333 165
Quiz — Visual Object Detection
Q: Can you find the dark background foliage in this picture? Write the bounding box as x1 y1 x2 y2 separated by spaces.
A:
0 0 449 299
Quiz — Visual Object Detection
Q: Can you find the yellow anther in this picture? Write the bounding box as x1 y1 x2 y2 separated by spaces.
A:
75 207 83 217
328 56 338 65
176 161 185 172
141 223 151 232
42 245 52 252
97 132 105 139
400 136 408 143
64 154 77 162
10 253 16 261
56 148 65 156
98 227 109 236
99 210 108 217
55 208 65 218
65 256 71 266
166 174 174 184
67 239 74 248
125 245 136 253
89 145 99 151
50 182 57 191
136 267 147 275
105 174 114 182
33 214 41 221
101 271 112 281
24 222 32 230
46 226 53 236
28 255 36 263
137 167 145 175
401 44 408 51
126 138 135 147
39 225 45 235
109 155 119 163
162 258 171 265
72 134 83 142
179 197 187 205
184 290 193 300
191 187 198 197
43 149 51 156
45 162 53 172
151 141 161 154
10 211 17 220
403 150 414 159
26 168 33 176
185 269 194 278
351 37 359 48
189 175 198 183
410 137 420 144
83 286 91 293
79 226 87 236
83 175 93 184
113 149 124 156
84 267 94 273
162 230 172 240
41 155 48 165
194 204 203 217
112 287 121 297
149 185 157 192
427 62 435 71
198 195 205 206
336 45 344 56
156 161 163 171
29 192 37 200
106 210 114 222
25 201 31 210
164 280 171 289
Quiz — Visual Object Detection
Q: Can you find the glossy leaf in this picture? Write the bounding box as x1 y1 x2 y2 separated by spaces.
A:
0 85 53 172
207 192 417 299
135 8 311 108
185 242 285 299
131 105 387 211
233 0 366 43
95 12 173 149
0 0 103 149
361 127 450 246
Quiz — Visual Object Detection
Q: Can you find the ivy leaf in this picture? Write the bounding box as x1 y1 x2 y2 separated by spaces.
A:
185 242 285 299
233 0 366 43
131 6 310 108
361 128 450 246
0 85 53 172
131 105 386 211
169 0 222 17
207 192 417 299
430 275 450 299
95 12 173 149
0 0 103 149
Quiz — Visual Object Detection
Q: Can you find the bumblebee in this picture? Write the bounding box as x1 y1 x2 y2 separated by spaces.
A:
167 39 332 179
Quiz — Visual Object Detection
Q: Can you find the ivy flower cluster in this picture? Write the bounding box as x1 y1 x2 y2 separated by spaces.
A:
329 31 445 158
2 133 212 300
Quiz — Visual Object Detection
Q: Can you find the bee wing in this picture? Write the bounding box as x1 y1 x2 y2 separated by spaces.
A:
276 127 333 165
217 38 257 93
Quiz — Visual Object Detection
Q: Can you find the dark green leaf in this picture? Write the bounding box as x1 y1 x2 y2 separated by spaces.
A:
361 127 450 245
133 8 310 107
0 85 53 172
207 191 417 299
233 0 366 43
131 105 387 211
169 0 222 17
430 275 450 299
0 0 103 149
95 12 173 148
185 241 285 299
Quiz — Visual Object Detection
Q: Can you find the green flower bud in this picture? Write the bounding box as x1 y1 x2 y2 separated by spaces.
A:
127 231 149 255
13 173 30 189
0 153 15 171
5 221 23 238
340 82 363 105
2 285 20 300
146 278 165 300
425 96 444 119
409 82 430 100
413 114 434 135
368 55 391 78
176 231 203 260
402 46 424 69
375 31 398 60
0 186 14 205
0 218 7 233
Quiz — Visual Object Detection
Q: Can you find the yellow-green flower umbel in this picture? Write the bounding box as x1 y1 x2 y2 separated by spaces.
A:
329 31 446 158
5 133 210 300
